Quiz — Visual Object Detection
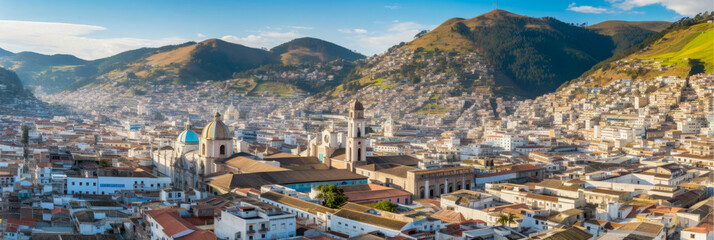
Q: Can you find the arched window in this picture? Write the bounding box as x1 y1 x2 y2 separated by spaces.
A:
220 145 225 155
357 149 361 161
201 144 205 155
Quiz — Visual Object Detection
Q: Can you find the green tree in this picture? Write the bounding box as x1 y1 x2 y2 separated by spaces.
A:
688 58 705 76
414 30 429 39
315 184 348 209
99 160 111 168
645 85 658 94
21 125 29 160
496 213 517 227
20 125 29 145
372 201 397 212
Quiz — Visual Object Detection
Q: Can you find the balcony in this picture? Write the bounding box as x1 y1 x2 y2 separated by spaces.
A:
247 229 255 234
259 227 269 233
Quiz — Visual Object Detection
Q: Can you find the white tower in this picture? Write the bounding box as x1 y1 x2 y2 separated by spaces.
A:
346 99 367 172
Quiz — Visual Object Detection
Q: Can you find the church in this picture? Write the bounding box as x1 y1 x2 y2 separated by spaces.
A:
153 100 436 196
305 99 421 172
153 112 234 190
305 99 369 172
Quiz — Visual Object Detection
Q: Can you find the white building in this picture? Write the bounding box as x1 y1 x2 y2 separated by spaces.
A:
214 205 297 240
66 169 170 195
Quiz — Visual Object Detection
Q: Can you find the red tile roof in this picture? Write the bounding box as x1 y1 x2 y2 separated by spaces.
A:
51 208 70 215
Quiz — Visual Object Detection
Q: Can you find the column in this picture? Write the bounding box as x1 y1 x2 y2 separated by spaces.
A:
462 175 466 190
444 178 449 194
425 179 430 199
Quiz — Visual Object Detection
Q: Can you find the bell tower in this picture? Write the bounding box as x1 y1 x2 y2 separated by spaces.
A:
346 99 366 172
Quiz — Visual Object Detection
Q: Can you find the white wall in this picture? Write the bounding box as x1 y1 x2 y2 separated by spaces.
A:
67 176 170 195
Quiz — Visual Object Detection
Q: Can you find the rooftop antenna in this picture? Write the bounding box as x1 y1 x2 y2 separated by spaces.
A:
493 0 497 10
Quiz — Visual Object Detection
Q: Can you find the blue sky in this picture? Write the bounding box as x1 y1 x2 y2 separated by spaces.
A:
0 0 711 59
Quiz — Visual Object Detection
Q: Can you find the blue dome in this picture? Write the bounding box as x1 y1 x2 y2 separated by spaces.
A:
177 130 200 144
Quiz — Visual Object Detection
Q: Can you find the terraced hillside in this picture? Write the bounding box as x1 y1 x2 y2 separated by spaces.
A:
581 21 713 87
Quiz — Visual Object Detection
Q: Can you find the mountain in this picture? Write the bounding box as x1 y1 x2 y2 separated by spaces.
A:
271 37 365 65
0 48 13 57
0 11 672 98
398 9 617 96
587 20 670 53
0 52 90 93
104 38 281 85
0 67 28 102
573 15 714 87
12 37 364 94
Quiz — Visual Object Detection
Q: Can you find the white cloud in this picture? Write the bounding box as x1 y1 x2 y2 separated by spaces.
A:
384 5 400 10
289 26 313 30
0 20 186 60
356 22 426 54
197 33 206 38
567 3 609 14
607 0 713 16
339 28 368 34
221 30 301 49
337 28 369 34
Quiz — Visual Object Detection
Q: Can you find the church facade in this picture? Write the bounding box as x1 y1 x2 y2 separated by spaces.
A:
153 112 234 190
306 100 368 172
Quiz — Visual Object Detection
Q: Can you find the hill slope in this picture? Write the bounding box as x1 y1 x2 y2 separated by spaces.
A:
578 17 713 87
0 37 367 93
271 37 365 65
587 20 670 53
403 9 617 96
0 67 28 102
0 48 13 57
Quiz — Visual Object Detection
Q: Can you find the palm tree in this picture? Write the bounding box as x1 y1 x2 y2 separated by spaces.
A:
496 213 517 227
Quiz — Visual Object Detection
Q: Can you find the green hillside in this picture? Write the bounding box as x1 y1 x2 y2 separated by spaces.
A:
578 14 714 87
0 67 28 102
587 20 670 53
411 9 616 96
635 23 713 72
271 37 365 65
178 39 281 81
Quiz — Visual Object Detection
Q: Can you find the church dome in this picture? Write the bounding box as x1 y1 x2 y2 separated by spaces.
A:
177 130 199 144
177 122 199 144
350 99 364 111
202 112 232 140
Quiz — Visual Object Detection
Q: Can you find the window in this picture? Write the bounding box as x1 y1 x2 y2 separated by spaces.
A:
93 183 96 186
79 182 82 186
220 145 225 155
72 182 75 186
